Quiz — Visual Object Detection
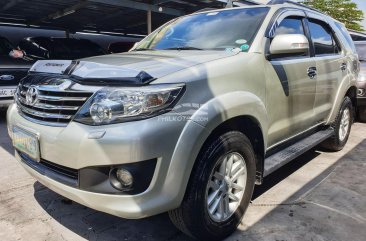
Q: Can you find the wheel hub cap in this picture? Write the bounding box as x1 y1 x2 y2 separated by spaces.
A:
206 152 247 222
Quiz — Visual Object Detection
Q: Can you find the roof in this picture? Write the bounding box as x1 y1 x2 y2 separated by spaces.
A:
0 0 239 36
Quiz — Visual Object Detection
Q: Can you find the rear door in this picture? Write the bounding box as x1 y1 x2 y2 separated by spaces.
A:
306 13 346 122
265 10 318 147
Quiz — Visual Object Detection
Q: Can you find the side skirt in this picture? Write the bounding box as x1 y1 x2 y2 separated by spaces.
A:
263 128 334 177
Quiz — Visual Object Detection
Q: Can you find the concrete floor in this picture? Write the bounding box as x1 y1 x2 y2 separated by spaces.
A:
0 110 365 241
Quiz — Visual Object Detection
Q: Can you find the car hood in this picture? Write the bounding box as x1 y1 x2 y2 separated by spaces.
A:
82 51 239 78
29 50 239 85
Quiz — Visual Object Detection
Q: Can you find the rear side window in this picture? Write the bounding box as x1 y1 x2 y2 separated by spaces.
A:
308 19 340 56
275 17 305 35
335 22 357 53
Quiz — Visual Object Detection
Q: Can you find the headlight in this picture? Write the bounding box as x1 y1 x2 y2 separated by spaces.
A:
74 84 185 125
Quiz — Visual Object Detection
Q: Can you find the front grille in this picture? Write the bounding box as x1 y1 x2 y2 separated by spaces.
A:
16 82 93 126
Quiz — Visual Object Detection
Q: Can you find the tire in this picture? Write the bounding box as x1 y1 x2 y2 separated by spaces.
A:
321 96 353 151
169 131 256 241
358 107 366 123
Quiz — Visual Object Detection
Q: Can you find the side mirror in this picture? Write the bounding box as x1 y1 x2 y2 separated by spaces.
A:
269 34 309 56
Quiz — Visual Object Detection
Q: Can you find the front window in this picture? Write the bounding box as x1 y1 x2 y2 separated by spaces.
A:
134 7 269 51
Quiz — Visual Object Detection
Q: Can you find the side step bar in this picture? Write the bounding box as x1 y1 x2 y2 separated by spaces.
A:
263 128 334 177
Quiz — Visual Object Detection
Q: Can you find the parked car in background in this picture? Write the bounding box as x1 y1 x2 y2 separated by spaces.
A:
354 42 366 122
0 36 31 109
349 30 366 121
350 31 366 42
17 37 107 60
108 41 137 53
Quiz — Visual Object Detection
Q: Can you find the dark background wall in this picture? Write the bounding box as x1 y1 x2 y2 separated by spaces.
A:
0 26 141 49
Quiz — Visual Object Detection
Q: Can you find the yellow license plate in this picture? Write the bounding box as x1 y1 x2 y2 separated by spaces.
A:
12 126 40 161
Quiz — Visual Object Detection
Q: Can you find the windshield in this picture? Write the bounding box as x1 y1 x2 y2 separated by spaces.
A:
0 37 14 55
355 42 366 61
134 7 269 51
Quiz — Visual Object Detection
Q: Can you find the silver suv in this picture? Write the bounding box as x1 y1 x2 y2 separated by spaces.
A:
6 2 359 240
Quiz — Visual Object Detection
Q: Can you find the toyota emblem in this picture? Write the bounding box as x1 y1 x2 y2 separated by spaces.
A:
25 86 39 106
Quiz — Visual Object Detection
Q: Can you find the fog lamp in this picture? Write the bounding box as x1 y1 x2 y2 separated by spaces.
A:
110 168 134 191
116 168 134 187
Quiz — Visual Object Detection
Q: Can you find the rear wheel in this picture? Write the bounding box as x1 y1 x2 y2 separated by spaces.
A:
321 97 353 151
169 131 256 241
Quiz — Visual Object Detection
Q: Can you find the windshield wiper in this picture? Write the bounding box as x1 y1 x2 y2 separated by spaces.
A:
163 46 203 51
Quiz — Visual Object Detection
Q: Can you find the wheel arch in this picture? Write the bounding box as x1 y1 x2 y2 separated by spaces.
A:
163 92 268 209
197 116 266 185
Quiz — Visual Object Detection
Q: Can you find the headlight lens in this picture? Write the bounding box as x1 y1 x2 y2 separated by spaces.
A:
74 84 185 125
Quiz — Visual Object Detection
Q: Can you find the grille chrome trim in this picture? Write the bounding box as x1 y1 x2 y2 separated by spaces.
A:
37 95 88 102
17 103 73 120
18 96 80 111
16 78 93 126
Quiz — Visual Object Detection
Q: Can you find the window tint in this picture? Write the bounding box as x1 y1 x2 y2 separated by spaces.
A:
309 20 340 56
275 17 305 35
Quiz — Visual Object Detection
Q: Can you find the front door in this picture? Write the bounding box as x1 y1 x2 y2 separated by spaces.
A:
265 14 318 148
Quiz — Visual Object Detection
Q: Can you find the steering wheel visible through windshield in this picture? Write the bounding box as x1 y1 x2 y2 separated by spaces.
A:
134 7 269 51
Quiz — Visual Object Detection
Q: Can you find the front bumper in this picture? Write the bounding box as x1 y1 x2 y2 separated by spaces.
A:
7 103 206 218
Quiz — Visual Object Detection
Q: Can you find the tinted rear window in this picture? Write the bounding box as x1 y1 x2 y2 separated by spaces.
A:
309 19 340 56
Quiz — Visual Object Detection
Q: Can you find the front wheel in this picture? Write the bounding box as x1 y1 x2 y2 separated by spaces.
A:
321 96 353 151
169 131 256 241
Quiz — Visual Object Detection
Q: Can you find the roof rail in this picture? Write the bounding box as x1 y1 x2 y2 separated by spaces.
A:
267 0 326 15
225 0 262 8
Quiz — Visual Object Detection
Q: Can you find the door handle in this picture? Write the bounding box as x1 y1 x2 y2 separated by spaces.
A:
0 75 15 81
307 67 317 79
341 63 347 71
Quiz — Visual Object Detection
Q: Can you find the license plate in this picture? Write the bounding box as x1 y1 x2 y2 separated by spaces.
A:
0 88 16 98
12 126 40 161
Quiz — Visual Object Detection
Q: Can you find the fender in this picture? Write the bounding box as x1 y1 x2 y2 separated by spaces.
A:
161 91 268 207
325 75 355 124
